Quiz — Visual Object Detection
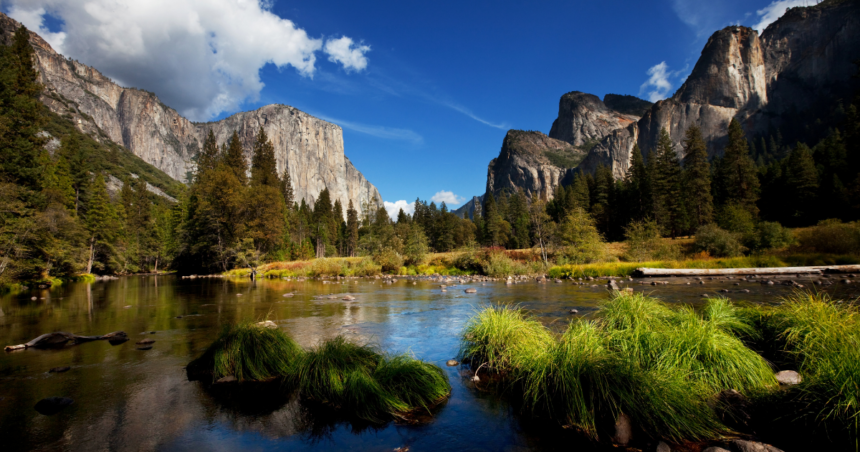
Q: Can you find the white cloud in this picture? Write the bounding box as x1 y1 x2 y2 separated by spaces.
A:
6 6 66 50
6 0 368 121
383 200 415 220
324 36 370 72
753 0 815 33
430 190 465 206
639 62 674 102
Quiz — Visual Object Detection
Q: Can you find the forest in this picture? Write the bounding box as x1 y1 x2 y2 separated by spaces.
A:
2 22 860 286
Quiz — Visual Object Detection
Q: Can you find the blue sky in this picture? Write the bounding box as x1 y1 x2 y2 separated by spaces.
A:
3 0 815 217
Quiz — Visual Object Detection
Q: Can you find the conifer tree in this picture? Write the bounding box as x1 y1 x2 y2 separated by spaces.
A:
347 199 359 257
786 142 819 221
61 133 90 214
651 128 684 237
246 128 286 254
84 174 118 273
223 131 247 186
572 173 591 211
313 188 333 257
716 119 760 216
682 125 714 228
250 127 279 188
197 130 220 178
624 143 651 222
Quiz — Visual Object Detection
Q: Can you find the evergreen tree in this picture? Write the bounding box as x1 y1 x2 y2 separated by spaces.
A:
346 199 359 257
786 142 819 222
250 127 279 188
716 119 760 216
623 143 651 223
682 125 714 228
651 128 684 237
223 131 247 186
84 174 118 273
61 133 90 214
196 130 220 177
312 188 333 257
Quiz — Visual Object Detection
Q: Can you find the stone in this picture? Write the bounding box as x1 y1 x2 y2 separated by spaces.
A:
216 375 237 384
569 309 579 314
34 397 73 415
49 366 71 373
775 370 802 386
701 448 730 452
465 288 477 293
446 360 459 366
611 412 633 446
136 339 155 345
342 295 356 301
656 442 672 452
282 293 294 297
731 439 784 452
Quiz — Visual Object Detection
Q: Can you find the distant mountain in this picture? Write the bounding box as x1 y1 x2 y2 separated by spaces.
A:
0 13 383 218
472 0 860 205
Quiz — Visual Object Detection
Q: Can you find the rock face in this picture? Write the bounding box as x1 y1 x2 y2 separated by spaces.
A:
453 195 483 220
0 13 383 218
478 0 860 203
485 130 586 201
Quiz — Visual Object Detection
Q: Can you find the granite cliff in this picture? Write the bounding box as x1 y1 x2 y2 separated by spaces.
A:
475 0 860 207
0 13 383 218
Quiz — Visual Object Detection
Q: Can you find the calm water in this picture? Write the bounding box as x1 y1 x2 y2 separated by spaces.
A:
0 275 848 452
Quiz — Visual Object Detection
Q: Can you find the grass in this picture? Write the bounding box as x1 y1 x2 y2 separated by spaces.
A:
548 254 805 278
460 293 782 443
189 324 451 422
188 322 304 382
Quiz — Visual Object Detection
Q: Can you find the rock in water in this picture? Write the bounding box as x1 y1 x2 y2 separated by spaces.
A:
656 442 672 452
136 339 155 345
256 321 278 329
464 288 477 293
775 370 802 386
446 360 459 366
34 397 73 415
137 346 153 351
49 366 71 373
611 412 632 446
216 375 237 384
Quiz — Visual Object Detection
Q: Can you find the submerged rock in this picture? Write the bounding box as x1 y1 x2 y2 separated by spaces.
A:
34 397 73 415
49 366 71 373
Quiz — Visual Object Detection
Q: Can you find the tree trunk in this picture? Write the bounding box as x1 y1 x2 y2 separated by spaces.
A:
86 236 95 274
154 257 158 274
634 265 860 277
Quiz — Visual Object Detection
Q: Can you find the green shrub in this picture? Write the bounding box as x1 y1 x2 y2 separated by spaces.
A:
557 208 606 264
374 248 404 273
745 221 795 252
796 219 860 254
694 224 745 257
482 251 529 277
717 203 756 235
622 219 681 262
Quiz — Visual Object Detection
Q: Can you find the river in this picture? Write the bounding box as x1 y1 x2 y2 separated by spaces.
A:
0 274 849 451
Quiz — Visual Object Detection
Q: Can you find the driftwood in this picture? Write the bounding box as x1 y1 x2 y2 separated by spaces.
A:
5 331 127 352
634 265 860 277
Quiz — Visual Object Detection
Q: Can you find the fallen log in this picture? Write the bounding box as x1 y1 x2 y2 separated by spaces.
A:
634 265 860 277
5 331 128 352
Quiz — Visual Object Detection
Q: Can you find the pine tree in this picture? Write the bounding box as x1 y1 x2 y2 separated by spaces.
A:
313 188 333 257
250 127 279 188
651 128 684 237
786 142 819 222
572 173 590 210
84 174 118 273
197 130 220 177
61 133 90 214
1 26 46 190
623 143 651 223
396 208 410 224
682 125 714 228
716 119 760 216
223 131 247 186
347 199 359 257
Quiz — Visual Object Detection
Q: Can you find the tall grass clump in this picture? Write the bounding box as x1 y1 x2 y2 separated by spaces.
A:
298 337 450 421
459 305 555 372
459 294 783 442
763 292 860 439
187 322 304 382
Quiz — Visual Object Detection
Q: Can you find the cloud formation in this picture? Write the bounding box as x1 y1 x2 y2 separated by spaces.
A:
639 62 674 102
324 36 370 72
312 113 422 143
753 0 813 33
430 190 465 206
6 0 369 121
383 200 415 220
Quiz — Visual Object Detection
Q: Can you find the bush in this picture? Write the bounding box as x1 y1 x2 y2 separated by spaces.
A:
482 251 529 277
717 203 756 235
694 224 745 257
623 219 681 262
374 248 404 273
796 219 860 254
745 221 795 252
557 208 606 264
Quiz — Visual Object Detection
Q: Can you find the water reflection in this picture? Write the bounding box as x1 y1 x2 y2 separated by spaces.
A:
1 275 853 451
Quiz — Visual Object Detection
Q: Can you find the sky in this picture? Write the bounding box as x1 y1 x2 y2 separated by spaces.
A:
1 0 820 218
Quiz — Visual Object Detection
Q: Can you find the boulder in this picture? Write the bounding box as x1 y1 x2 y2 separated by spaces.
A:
775 370 802 386
611 412 632 446
731 439 784 452
656 442 672 452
